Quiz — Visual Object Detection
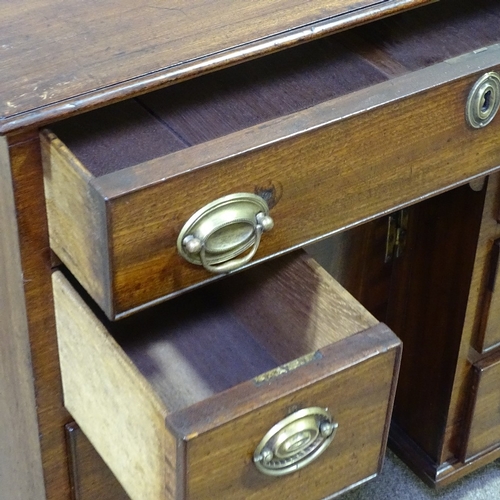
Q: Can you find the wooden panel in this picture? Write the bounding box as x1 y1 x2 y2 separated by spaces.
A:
66 424 130 500
386 183 486 463
477 239 500 351
41 131 111 312
464 350 500 460
440 173 500 464
388 174 500 485
220 255 379 362
0 0 434 133
2 133 73 499
388 420 500 487
0 135 46 500
306 215 395 321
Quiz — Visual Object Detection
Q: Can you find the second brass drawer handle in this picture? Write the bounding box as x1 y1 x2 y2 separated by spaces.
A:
253 407 338 477
177 193 274 274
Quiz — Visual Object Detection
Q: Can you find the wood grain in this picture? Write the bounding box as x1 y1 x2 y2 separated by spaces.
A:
476 238 500 352
0 134 46 500
0 0 434 133
3 133 72 499
101 253 379 411
463 350 500 460
386 183 486 463
441 173 500 464
178 327 400 500
224 254 379 363
52 0 500 179
41 130 111 313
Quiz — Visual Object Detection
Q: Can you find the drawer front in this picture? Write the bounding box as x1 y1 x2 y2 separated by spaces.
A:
464 350 500 461
52 254 401 500
478 239 500 352
177 339 399 500
43 48 500 319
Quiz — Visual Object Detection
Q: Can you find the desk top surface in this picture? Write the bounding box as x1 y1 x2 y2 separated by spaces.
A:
0 0 433 134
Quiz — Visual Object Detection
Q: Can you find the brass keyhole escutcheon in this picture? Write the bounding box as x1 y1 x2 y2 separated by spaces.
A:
253 407 338 476
466 72 500 129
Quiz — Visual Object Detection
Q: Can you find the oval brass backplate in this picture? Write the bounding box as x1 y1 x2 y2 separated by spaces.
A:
253 407 338 477
177 193 273 273
466 72 500 129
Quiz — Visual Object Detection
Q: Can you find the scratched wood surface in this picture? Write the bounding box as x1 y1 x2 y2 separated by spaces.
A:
0 0 433 133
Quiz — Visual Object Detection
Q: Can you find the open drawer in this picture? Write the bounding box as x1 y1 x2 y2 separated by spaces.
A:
43 0 500 319
53 253 401 500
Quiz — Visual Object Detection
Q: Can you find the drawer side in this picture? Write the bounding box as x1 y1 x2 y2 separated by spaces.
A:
42 132 113 315
53 271 178 500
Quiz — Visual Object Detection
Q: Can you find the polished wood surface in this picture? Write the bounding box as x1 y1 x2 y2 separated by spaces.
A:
3 0 500 496
0 0 433 133
441 173 500 467
53 254 400 500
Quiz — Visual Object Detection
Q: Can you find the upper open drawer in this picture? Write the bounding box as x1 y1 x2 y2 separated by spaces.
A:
42 0 500 319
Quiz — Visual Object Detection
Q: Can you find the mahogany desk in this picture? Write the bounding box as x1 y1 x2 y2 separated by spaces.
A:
2 1 500 498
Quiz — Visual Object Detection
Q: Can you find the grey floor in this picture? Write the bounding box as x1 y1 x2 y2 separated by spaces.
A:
341 451 500 499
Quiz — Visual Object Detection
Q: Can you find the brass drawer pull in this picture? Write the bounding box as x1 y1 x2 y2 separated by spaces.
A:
466 72 500 129
253 407 338 476
177 193 273 274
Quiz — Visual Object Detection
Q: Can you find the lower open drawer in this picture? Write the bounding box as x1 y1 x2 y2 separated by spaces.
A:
53 253 401 500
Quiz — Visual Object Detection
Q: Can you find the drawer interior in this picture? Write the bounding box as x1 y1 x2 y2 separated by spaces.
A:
50 0 500 178
79 253 379 412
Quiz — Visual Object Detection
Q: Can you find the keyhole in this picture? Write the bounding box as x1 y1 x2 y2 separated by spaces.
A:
482 90 492 113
